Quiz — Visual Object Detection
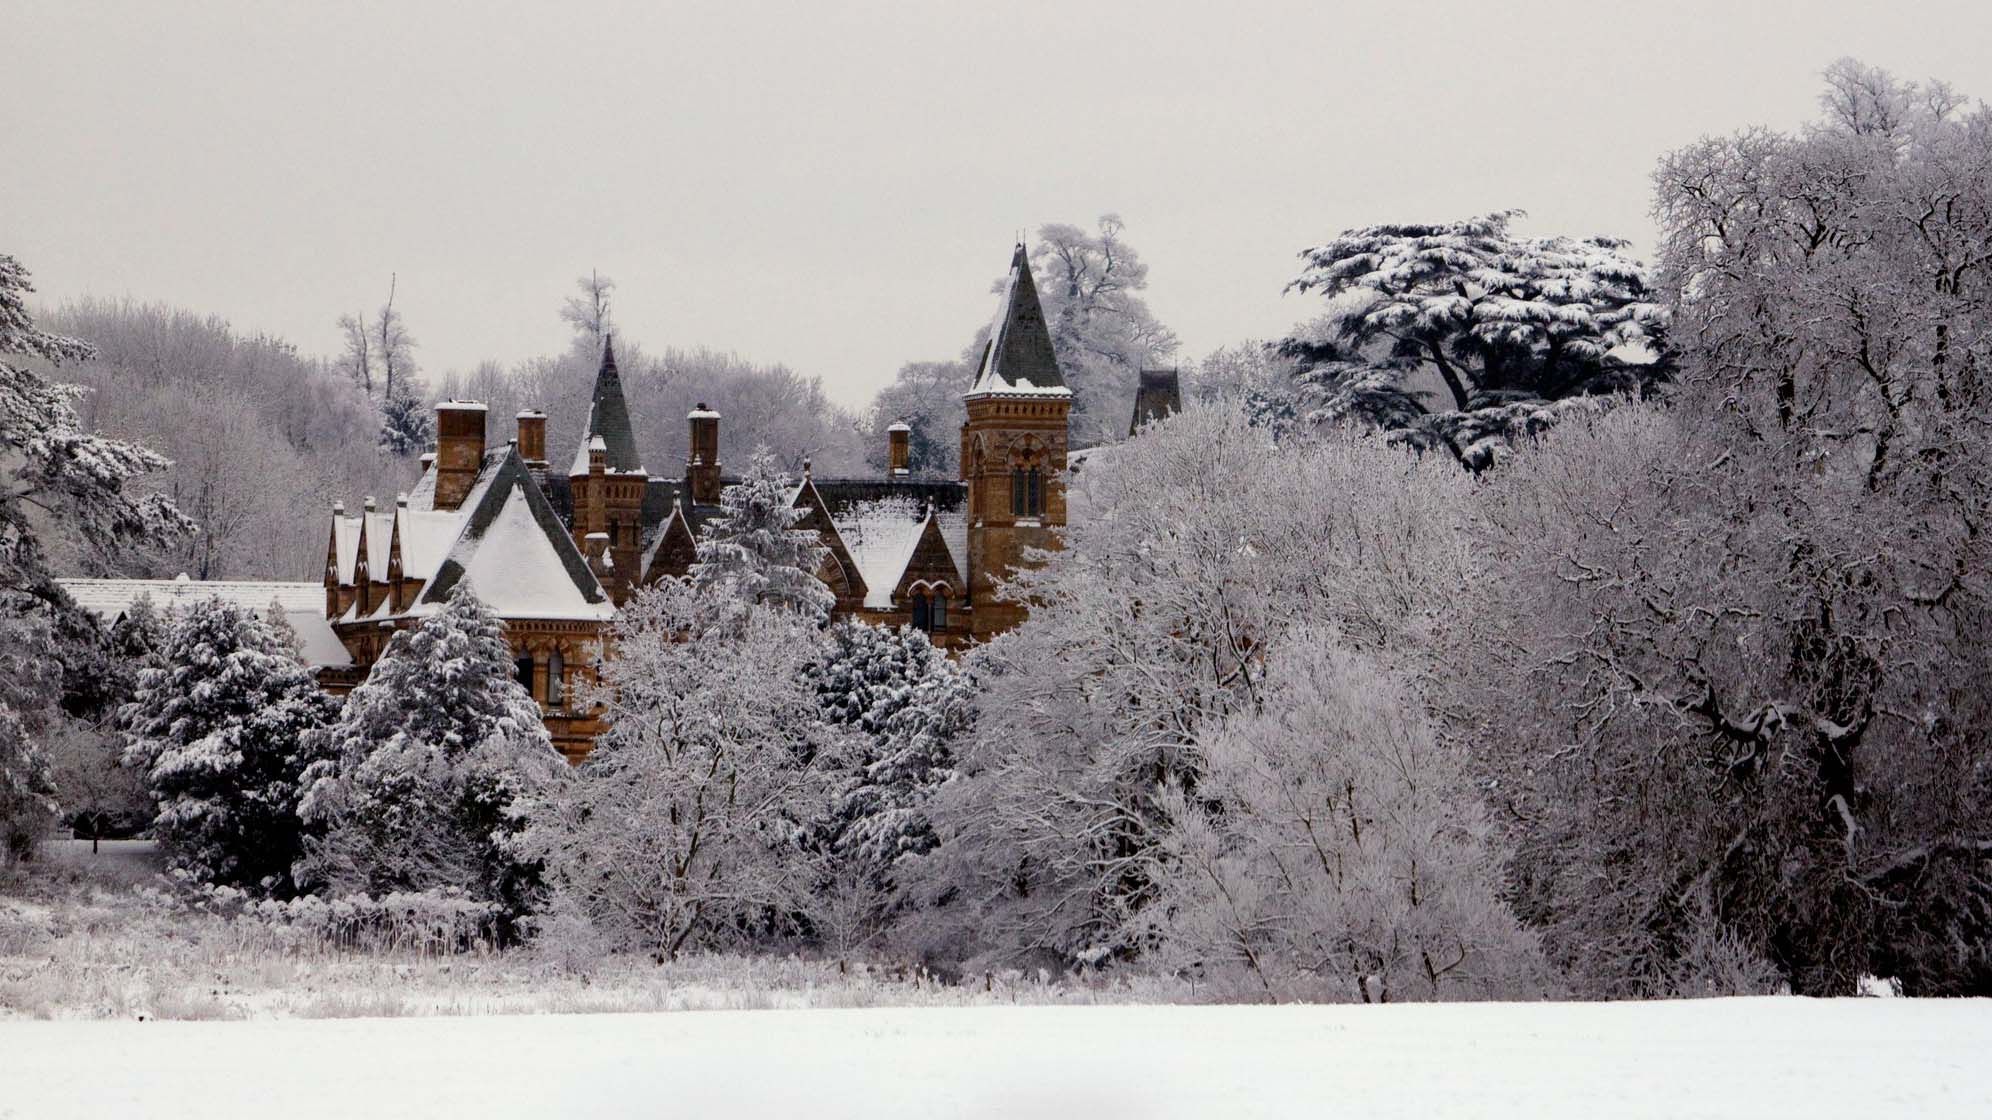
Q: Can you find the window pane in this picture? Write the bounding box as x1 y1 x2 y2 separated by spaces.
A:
932 596 947 630
911 593 930 631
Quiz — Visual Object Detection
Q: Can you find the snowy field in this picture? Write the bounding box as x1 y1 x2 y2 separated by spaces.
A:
3 998 1989 1118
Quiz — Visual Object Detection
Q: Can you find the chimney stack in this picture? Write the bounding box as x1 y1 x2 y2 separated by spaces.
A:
433 401 488 511
686 403 722 504
515 409 547 466
887 420 911 477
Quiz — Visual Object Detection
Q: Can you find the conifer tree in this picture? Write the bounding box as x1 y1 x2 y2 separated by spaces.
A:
0 613 61 869
0 253 186 597
1282 211 1668 468
121 598 339 893
297 583 566 919
807 620 967 880
690 447 833 621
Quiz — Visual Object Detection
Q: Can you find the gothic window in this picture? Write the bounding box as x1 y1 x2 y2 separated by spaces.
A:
515 654 534 693
546 649 564 707
1011 466 1043 517
911 592 931 632
931 593 947 631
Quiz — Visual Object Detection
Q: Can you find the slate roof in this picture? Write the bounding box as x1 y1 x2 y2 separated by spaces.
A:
969 244 1070 397
417 446 612 620
575 335 645 475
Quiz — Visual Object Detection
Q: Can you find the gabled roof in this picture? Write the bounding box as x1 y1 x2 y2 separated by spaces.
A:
575 335 645 475
790 475 866 603
969 243 1070 397
418 446 613 621
56 577 352 670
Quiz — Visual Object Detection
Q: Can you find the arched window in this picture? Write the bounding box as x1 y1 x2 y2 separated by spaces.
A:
910 591 931 632
930 593 947 631
515 654 534 693
1011 465 1044 518
546 648 564 707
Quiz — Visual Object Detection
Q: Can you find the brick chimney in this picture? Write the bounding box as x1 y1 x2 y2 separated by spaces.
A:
515 409 547 467
433 401 488 511
686 403 722 505
887 420 911 477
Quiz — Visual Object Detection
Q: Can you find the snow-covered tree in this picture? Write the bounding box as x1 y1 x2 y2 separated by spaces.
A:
559 270 615 347
0 254 186 595
1458 62 1992 998
296 583 566 920
690 447 833 622
522 580 841 957
377 376 433 458
0 613 61 870
336 275 430 458
1148 634 1544 1003
806 621 968 887
908 404 1473 968
121 597 339 893
1282 211 1667 469
1027 216 1180 446
864 360 970 478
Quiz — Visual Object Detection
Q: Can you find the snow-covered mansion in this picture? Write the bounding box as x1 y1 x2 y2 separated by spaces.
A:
63 246 1178 759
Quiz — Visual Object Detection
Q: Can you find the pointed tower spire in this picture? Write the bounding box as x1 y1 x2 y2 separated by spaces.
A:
968 242 1068 396
577 332 644 474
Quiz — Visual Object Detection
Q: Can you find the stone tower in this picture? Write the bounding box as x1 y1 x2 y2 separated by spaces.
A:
567 335 648 605
960 243 1072 641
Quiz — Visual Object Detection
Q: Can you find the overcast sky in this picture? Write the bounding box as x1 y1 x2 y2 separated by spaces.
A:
7 1 1991 408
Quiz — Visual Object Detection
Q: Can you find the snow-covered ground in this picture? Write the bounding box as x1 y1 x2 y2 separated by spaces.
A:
3 998 1987 1119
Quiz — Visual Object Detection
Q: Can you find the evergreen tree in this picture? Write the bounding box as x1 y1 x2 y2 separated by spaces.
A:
0 613 61 869
1281 211 1668 468
806 620 966 881
377 377 434 457
297 583 566 920
0 254 187 597
121 597 339 893
690 447 833 621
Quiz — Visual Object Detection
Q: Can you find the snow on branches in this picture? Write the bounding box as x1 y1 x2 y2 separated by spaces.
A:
1282 211 1667 469
0 254 188 593
296 583 566 919
691 448 834 623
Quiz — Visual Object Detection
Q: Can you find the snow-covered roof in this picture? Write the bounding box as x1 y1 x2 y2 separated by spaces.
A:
363 511 394 576
568 434 607 478
394 509 462 582
333 515 362 583
831 497 965 610
55 578 352 669
432 482 613 621
969 243 1071 398
415 448 613 622
436 400 488 412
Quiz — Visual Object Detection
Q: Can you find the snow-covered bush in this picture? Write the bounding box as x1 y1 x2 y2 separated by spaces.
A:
296 584 567 925
522 580 841 958
121 597 338 894
1147 634 1544 1003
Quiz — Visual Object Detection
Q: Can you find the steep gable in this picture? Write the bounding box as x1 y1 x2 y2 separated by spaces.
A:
419 447 613 620
790 475 867 606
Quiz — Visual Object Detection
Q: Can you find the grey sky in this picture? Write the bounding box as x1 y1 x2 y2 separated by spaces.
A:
7 0 1990 409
